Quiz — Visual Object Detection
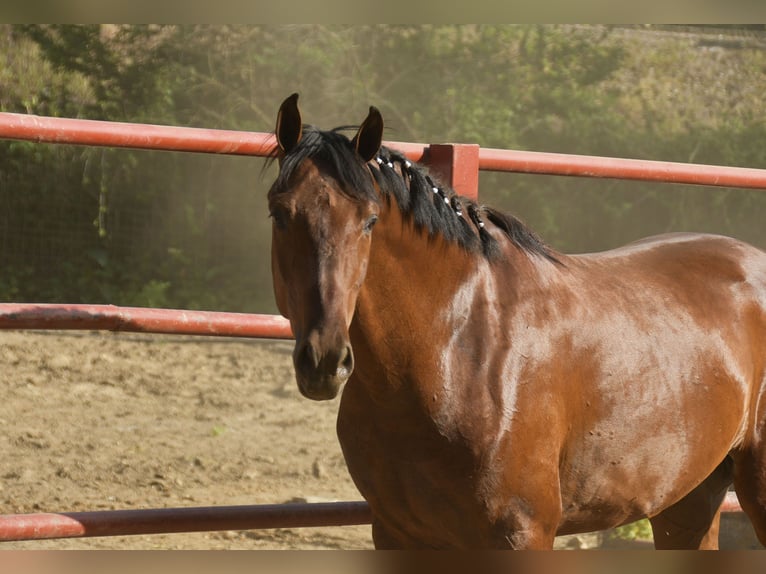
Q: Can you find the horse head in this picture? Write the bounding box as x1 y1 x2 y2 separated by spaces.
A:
267 93 383 400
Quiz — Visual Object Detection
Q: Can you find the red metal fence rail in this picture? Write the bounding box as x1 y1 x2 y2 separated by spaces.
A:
0 502 372 541
0 492 744 542
3 112 766 199
0 303 292 339
2 111 763 542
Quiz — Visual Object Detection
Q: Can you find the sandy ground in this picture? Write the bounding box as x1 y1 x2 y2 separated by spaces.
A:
0 330 371 549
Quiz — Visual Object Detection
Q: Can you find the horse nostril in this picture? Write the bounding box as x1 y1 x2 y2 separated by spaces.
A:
337 344 354 380
296 340 320 372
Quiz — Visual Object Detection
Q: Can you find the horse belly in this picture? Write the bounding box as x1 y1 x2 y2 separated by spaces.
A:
549 292 757 531
556 383 747 533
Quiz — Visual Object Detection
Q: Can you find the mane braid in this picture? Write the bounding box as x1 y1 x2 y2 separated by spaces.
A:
270 125 559 264
372 145 560 264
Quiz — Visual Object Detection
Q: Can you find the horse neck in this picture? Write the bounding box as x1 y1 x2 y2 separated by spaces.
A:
349 199 517 399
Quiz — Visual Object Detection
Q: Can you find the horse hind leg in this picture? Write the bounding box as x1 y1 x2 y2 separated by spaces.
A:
649 457 733 549
732 445 766 547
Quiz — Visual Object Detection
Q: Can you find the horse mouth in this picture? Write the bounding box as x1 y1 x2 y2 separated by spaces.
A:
296 373 347 401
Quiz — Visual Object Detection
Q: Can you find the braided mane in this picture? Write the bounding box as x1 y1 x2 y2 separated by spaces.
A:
270 125 559 263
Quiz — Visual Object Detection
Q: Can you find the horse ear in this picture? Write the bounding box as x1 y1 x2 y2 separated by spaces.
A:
275 93 302 154
352 106 384 162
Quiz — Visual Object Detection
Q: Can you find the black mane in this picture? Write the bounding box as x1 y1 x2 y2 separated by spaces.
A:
269 126 379 205
270 125 559 263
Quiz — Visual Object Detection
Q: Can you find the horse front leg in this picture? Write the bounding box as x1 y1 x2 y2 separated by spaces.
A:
491 525 558 549
372 510 559 549
490 516 560 549
371 518 408 549
487 495 562 549
370 518 457 549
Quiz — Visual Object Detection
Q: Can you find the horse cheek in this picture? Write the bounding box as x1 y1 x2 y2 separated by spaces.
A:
271 250 291 319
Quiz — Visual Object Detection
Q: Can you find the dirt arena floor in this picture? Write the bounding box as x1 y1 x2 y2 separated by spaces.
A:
1 330 372 549
2 329 758 550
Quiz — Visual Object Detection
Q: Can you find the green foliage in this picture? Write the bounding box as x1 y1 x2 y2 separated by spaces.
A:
1 25 766 311
609 518 653 542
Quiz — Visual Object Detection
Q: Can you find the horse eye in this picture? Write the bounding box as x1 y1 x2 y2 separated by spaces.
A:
363 215 378 234
270 208 288 230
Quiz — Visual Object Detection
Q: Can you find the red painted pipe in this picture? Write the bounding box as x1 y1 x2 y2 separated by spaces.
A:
0 495 743 542
0 112 428 162
0 501 372 541
479 147 766 190
0 112 277 156
2 112 766 190
0 303 292 339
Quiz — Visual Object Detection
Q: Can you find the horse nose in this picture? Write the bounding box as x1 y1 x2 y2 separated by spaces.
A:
293 335 354 400
296 339 321 371
296 340 353 380
336 343 354 380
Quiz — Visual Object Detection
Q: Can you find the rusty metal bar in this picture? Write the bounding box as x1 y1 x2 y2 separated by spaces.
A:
478 147 766 190
3 112 766 190
0 303 293 339
0 112 276 156
0 112 428 162
0 501 372 541
0 495 743 542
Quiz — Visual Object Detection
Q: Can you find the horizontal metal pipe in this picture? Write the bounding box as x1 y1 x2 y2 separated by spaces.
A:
0 303 293 339
0 494 743 542
0 112 428 162
2 112 765 189
478 147 766 189
0 501 372 541
0 112 276 156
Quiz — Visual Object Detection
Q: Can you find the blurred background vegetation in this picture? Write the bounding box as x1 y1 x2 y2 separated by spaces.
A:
1 24 765 312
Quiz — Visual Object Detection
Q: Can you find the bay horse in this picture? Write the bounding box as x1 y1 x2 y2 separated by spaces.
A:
267 93 766 549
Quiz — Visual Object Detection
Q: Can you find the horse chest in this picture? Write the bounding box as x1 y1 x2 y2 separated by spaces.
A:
337 385 498 544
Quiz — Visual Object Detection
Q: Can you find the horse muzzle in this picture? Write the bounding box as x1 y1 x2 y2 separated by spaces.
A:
292 333 354 401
